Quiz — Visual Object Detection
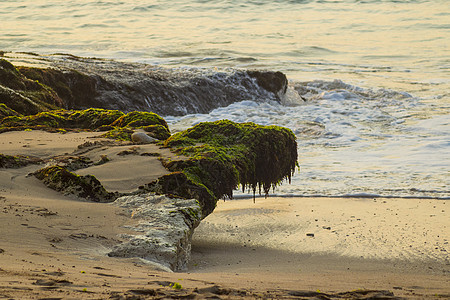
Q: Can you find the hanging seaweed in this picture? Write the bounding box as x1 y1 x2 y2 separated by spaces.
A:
147 120 298 217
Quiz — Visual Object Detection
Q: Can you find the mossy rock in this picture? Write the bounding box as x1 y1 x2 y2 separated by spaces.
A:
111 111 169 130
67 108 124 129
99 127 134 141
148 171 214 213
0 110 69 128
0 103 21 119
0 154 42 168
104 111 171 141
0 107 170 141
0 108 127 133
18 66 98 109
0 59 29 90
34 166 115 202
142 124 171 140
0 59 63 115
148 120 298 217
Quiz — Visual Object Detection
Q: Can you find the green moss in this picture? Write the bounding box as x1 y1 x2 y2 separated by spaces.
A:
0 108 133 134
0 59 27 90
147 120 298 217
101 111 171 141
67 108 124 129
33 165 115 202
0 107 170 141
170 282 183 290
111 111 169 130
28 111 68 128
0 59 63 115
0 103 21 119
142 124 171 140
1 110 69 128
18 66 98 110
99 127 134 141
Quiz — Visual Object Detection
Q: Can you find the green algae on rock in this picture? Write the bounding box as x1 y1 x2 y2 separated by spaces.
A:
146 120 298 217
1 110 69 129
66 108 124 129
99 127 135 141
0 108 170 141
101 111 171 141
34 166 115 202
111 111 169 130
141 124 171 140
0 103 21 119
1 108 122 130
17 66 99 109
0 59 63 115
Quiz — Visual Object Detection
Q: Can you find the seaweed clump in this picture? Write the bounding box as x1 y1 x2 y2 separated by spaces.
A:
147 120 298 217
33 166 115 202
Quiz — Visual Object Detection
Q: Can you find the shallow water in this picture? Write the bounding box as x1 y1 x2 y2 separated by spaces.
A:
1 0 449 198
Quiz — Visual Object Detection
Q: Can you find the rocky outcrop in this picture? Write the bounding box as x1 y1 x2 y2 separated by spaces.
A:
108 194 202 271
0 154 42 168
0 59 62 115
17 66 100 109
107 120 298 270
33 166 116 203
2 53 289 116
0 103 20 118
247 70 288 98
0 108 171 140
145 120 299 218
0 58 298 271
131 132 158 144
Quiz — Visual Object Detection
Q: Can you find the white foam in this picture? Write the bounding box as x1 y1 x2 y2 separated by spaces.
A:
165 79 450 199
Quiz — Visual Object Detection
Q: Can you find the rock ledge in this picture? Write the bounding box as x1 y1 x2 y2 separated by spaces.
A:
108 194 202 271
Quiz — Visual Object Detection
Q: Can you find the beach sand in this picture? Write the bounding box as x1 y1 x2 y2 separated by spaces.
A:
0 131 448 299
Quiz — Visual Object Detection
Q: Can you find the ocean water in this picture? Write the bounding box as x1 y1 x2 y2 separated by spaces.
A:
1 0 449 199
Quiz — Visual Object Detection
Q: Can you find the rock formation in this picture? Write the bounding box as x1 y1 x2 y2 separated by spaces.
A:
0 54 298 271
0 154 42 168
2 109 298 271
0 108 170 140
146 119 298 217
1 54 288 116
131 132 158 144
0 59 62 115
33 166 116 203
108 194 202 271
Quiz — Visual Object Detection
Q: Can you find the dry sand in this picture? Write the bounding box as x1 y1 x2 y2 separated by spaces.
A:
0 130 449 299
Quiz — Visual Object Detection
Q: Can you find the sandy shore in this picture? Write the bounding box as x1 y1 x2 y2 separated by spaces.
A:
1 130 449 299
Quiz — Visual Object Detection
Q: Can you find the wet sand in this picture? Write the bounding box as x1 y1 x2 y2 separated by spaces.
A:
0 130 449 299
